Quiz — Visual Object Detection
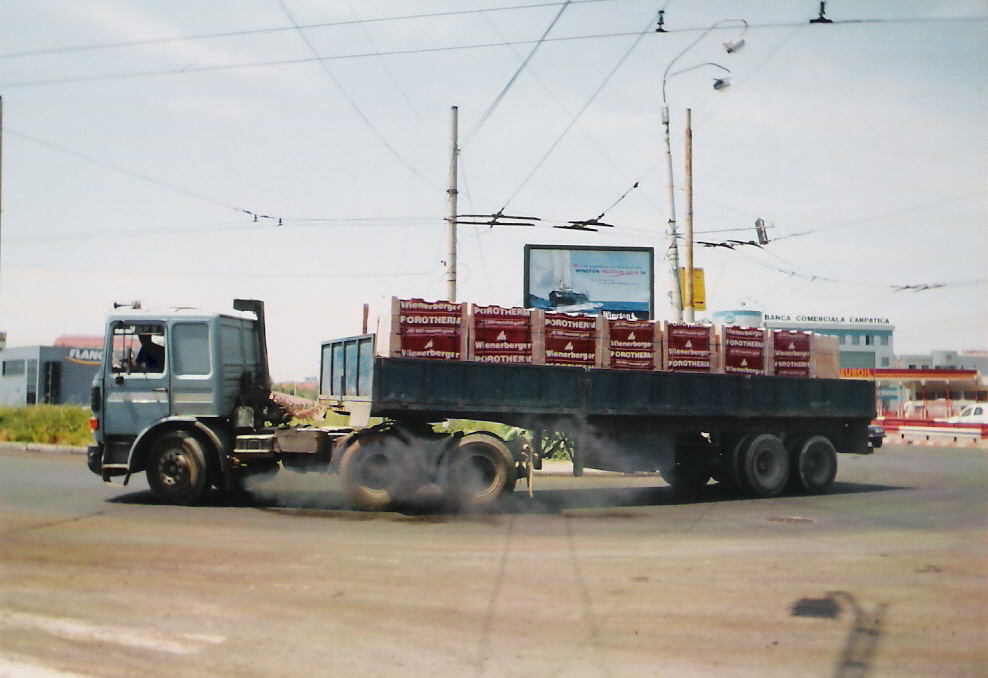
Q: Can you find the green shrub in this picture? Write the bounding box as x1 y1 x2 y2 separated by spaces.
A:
433 420 573 460
0 405 92 446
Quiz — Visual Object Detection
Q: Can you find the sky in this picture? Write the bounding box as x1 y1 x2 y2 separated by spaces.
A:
0 0 985 380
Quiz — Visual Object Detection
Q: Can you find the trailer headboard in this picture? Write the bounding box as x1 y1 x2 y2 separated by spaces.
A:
320 334 376 399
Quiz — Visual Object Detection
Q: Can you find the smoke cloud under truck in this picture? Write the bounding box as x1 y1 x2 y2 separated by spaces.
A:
87 299 875 510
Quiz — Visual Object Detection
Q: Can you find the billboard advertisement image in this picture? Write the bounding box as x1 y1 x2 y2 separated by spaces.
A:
524 245 654 319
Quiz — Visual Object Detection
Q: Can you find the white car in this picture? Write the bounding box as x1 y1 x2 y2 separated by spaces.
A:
946 404 988 425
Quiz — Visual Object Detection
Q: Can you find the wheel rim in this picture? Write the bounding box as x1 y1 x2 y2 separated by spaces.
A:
158 449 192 488
356 450 397 492
743 435 788 496
754 449 779 480
458 449 499 498
802 446 832 486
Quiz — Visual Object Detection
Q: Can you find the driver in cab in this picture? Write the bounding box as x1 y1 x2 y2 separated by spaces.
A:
134 333 165 373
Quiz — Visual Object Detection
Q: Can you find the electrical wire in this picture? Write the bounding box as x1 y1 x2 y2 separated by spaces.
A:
6 128 244 213
275 0 436 188
0 1 623 60
463 0 572 145
772 191 987 241
344 0 421 119
5 16 979 89
499 12 655 210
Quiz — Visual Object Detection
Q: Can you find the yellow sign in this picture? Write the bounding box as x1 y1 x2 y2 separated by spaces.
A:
679 268 706 310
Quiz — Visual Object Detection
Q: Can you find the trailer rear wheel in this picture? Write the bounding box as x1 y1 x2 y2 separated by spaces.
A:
446 433 516 511
788 435 837 494
146 431 210 505
339 434 415 511
734 433 789 498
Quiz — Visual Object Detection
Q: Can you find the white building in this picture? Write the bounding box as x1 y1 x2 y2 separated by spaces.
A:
711 311 896 370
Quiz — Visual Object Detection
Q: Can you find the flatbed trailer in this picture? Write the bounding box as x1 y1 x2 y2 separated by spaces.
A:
87 300 875 511
319 334 875 509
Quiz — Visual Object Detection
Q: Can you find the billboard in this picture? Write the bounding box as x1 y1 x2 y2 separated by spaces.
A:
524 245 654 319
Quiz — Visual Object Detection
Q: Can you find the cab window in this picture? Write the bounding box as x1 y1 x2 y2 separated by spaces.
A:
110 323 166 375
172 323 211 376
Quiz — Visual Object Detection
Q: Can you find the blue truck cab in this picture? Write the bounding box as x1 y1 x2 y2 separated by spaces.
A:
87 300 275 502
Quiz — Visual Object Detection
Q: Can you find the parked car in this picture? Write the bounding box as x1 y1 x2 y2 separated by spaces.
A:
945 404 988 425
868 425 886 448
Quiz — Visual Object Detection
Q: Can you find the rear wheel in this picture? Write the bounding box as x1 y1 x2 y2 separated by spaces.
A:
339 434 415 511
733 433 789 498
145 431 210 505
788 435 837 494
446 433 516 511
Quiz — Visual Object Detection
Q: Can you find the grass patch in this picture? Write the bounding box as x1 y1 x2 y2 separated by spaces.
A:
0 405 92 446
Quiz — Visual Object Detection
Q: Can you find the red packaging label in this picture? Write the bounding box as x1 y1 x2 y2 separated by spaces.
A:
543 313 596 366
773 330 810 377
396 299 463 359
666 324 712 373
473 305 534 363
723 327 766 375
608 319 656 370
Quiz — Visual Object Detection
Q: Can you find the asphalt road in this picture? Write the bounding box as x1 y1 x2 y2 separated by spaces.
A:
1 444 985 678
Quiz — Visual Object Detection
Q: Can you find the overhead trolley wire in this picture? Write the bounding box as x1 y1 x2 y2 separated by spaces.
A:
499 12 655 211
0 1 623 60
274 0 437 189
463 0 572 145
4 16 979 89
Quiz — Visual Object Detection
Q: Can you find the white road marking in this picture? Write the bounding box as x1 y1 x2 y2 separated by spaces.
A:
0 654 98 678
0 610 225 655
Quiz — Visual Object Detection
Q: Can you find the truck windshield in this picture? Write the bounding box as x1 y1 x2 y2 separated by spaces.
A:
111 322 166 374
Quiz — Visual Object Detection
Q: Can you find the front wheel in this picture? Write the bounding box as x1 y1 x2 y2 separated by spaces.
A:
145 431 210 505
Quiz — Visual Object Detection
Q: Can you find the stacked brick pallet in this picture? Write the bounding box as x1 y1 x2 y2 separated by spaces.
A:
373 297 838 378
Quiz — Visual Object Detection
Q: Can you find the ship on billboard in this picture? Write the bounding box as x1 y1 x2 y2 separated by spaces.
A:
524 245 654 319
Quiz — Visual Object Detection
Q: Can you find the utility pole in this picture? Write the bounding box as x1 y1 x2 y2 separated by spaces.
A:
661 104 683 321
445 106 459 302
684 108 695 323
0 95 4 301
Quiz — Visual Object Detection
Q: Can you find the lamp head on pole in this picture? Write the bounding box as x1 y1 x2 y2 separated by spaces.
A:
723 36 745 53
712 77 731 91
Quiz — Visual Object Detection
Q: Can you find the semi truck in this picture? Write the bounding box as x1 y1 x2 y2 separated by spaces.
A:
87 299 875 510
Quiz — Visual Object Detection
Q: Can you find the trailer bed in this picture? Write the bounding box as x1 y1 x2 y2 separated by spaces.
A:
321 334 874 426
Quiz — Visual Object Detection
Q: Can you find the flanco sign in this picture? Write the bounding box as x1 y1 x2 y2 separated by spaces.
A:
67 348 104 365
766 314 891 325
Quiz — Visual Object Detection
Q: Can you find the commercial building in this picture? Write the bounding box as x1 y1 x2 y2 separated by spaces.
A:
0 338 103 406
710 310 895 369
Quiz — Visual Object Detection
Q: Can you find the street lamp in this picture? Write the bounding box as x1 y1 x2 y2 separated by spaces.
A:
659 19 747 321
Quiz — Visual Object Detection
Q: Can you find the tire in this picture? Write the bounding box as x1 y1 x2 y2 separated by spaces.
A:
788 435 838 494
734 433 789 498
338 434 415 511
145 431 210 505
446 433 517 511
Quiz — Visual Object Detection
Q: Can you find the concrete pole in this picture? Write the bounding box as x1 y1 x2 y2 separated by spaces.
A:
661 104 683 321
445 106 459 302
0 95 4 300
684 108 695 323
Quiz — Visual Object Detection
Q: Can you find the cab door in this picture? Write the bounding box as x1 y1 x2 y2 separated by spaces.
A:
102 321 171 438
